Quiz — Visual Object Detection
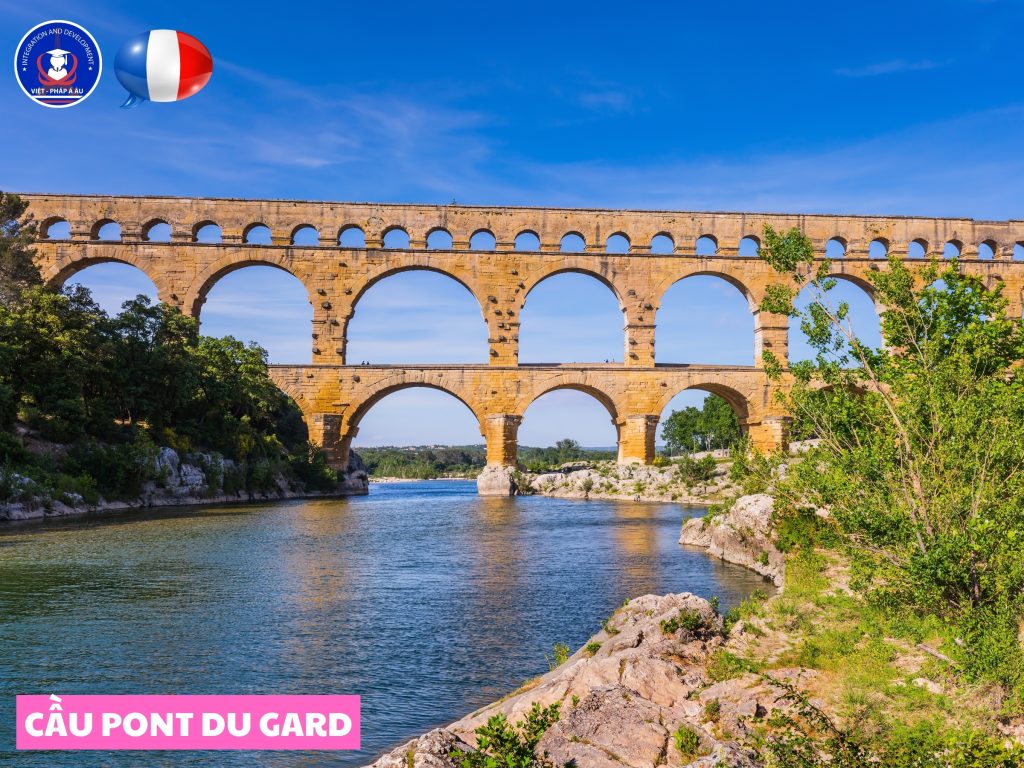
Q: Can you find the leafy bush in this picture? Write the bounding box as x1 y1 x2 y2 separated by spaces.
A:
509 469 535 495
194 452 224 494
53 472 99 505
728 443 781 495
546 642 569 671
288 442 338 492
63 433 159 501
706 650 757 682
673 725 702 760
674 454 717 487
454 702 560 768
702 698 721 723
0 382 17 428
772 505 827 553
724 589 769 634
0 430 30 465
660 608 710 635
761 676 1024 767
760 227 1024 697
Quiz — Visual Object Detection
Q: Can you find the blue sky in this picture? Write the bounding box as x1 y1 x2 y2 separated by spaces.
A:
2 0 1018 447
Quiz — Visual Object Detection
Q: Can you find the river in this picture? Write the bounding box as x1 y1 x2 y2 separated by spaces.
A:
0 480 768 766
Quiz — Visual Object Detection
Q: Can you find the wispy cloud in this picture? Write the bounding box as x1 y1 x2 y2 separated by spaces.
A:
496 104 1024 219
835 59 943 77
577 89 634 113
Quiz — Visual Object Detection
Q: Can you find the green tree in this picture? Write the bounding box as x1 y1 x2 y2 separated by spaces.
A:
661 395 740 454
188 335 290 460
675 453 718 491
107 295 201 432
661 405 701 454
699 394 741 449
0 285 113 439
760 223 1024 691
0 192 41 307
554 438 583 463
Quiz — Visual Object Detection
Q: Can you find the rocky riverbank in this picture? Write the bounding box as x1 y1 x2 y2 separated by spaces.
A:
679 493 785 587
366 491 1022 766
370 591 785 768
369 494 783 768
477 456 735 502
0 446 369 522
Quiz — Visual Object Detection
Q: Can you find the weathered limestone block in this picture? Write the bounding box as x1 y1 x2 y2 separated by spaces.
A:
680 493 784 586
537 685 670 768
338 449 369 495
365 729 469 768
476 465 519 496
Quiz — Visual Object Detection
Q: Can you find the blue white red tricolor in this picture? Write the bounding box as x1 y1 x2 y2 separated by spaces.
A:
114 30 212 108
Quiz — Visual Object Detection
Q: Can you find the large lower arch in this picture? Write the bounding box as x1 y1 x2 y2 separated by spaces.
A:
656 385 749 455
340 382 484 465
517 384 620 464
656 382 751 426
346 267 489 364
655 274 755 365
518 382 620 427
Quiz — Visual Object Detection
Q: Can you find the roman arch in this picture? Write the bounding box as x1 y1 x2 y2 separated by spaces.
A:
25 193 1024 471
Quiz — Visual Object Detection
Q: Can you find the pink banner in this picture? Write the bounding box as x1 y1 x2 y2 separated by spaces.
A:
16 694 360 750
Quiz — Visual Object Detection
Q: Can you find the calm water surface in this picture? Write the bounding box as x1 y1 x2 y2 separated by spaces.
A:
0 481 768 766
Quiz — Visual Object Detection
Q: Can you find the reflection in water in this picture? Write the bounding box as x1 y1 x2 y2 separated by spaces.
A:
468 496 526 615
612 502 661 592
283 500 359 680
0 481 769 767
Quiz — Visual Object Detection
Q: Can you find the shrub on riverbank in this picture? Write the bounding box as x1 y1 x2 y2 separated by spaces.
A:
454 703 560 768
756 224 1024 736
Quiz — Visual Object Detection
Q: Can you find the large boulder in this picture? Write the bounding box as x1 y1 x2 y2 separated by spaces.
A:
476 465 522 496
366 728 468 768
338 449 369 495
537 685 672 768
679 494 783 586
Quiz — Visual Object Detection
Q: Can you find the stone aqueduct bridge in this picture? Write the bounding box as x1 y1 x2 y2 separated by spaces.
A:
22 193 1024 469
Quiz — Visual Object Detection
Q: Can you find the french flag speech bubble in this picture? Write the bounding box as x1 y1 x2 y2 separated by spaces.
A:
114 30 213 108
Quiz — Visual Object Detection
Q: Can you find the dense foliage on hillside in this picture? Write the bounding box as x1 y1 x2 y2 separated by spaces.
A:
0 192 338 503
759 224 1024 717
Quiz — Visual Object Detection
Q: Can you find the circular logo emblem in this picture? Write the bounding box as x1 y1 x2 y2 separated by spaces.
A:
13 20 102 108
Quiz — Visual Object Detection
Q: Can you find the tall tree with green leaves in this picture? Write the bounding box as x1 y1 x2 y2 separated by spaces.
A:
759 223 1024 692
0 192 41 307
661 394 740 454
554 438 583 463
